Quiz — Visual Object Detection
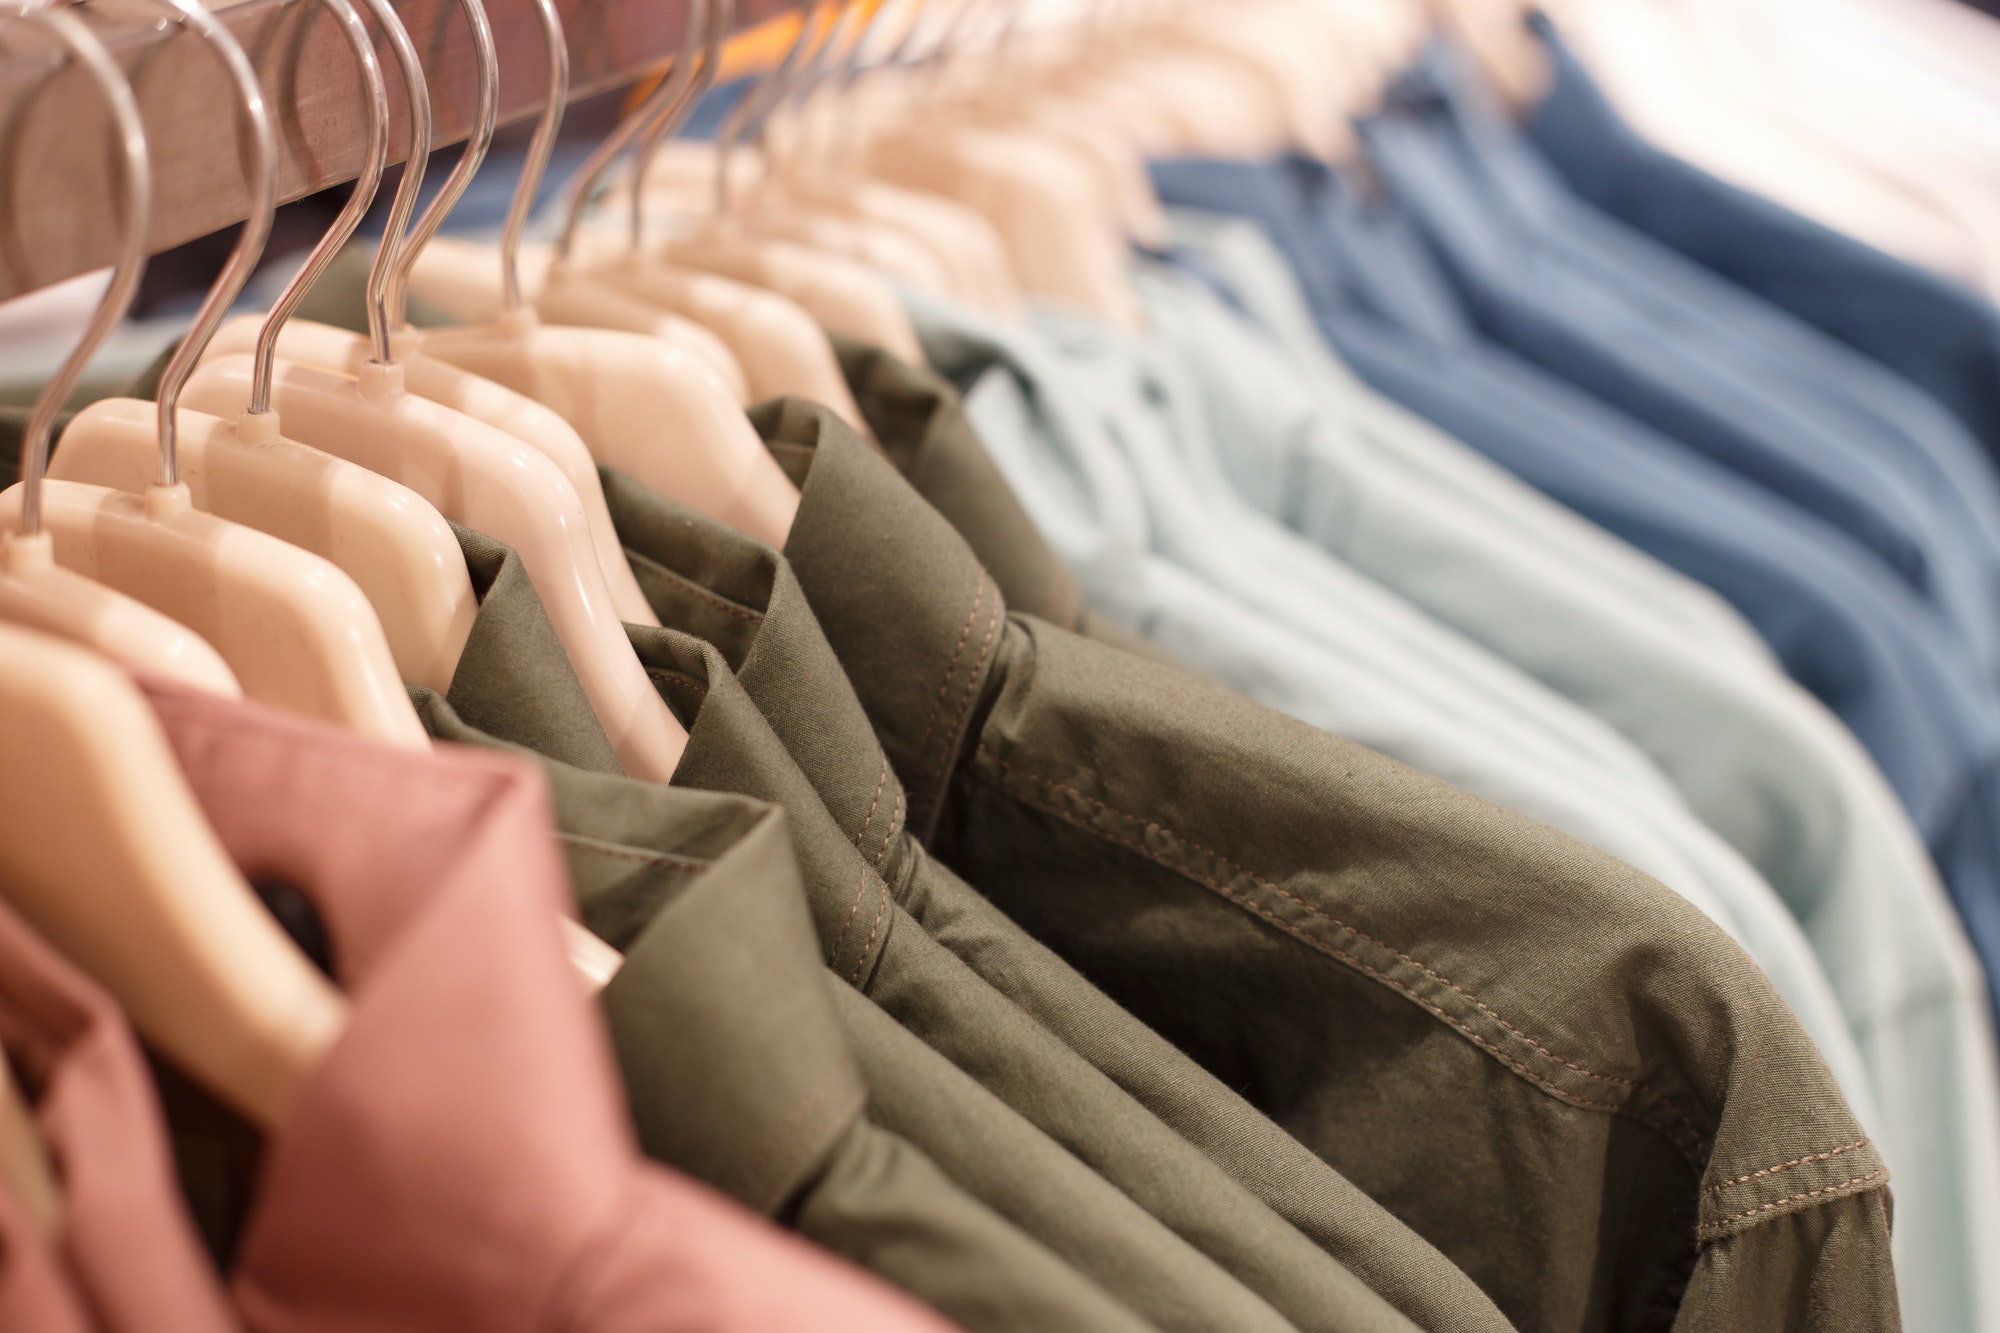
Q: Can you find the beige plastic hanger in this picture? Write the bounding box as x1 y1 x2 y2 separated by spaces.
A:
0 1051 59 1240
638 1 930 360
550 0 871 428
0 2 422 747
384 0 802 548
51 0 478 692
861 0 1141 325
0 15 242 699
631 25 1025 324
182 0 688 782
0 621 347 1130
944 0 1170 245
711 6 957 297
191 0 660 630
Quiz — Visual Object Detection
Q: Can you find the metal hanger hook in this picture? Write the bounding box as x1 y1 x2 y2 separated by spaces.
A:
75 0 277 488
390 0 498 330
247 0 390 413
554 0 712 262
2 4 150 537
500 0 567 312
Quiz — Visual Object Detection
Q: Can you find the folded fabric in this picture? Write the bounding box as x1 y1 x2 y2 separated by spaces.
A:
737 399 1897 1332
137 677 956 1333
423 526 1317 1333
410 690 1133 1333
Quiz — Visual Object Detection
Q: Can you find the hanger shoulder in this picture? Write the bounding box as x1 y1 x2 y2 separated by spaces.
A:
0 624 346 1129
423 321 801 551
204 315 659 632
661 230 930 367
180 353 687 783
0 478 426 751
0 542 243 699
51 397 477 694
600 259 871 429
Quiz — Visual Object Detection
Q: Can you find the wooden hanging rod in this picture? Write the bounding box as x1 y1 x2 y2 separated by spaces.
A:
0 0 803 302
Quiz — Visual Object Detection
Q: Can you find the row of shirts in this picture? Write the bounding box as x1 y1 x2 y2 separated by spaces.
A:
0 334 1895 1330
908 23 2000 1331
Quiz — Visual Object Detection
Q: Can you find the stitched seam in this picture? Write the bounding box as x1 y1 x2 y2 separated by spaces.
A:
676 583 760 622
874 789 904 869
1699 1170 1889 1234
932 581 1001 788
644 668 710 698
854 756 889 853
913 576 985 780
832 865 869 960
558 836 707 870
850 874 891 985
625 553 764 623
983 749 1648 1095
1704 1139 1872 1196
979 749 1706 1165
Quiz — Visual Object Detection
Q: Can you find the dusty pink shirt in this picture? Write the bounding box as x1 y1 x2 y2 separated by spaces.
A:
139 678 958 1333
0 894 237 1333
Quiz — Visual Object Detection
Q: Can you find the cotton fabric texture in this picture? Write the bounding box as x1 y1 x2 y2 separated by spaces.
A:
1144 149 2000 1071
424 524 1346 1333
411 686 1146 1333
1523 13 2000 488
137 676 955 1333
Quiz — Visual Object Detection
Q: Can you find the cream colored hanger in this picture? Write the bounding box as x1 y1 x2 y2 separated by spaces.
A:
938 0 1170 246
0 1050 59 1241
0 14 242 699
0 621 347 1130
182 0 688 782
51 0 478 693
0 2 422 747
861 0 1141 325
387 0 802 547
577 2 878 424
711 3 956 296
640 7 1026 323
0 18 242 696
643 1 931 360
195 0 662 629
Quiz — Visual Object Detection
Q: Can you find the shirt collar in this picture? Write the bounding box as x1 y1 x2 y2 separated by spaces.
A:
827 336 1088 633
740 400 1010 845
139 677 640 1333
434 517 902 986
413 688 870 1218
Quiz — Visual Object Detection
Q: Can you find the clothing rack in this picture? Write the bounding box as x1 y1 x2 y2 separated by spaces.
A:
0 0 801 303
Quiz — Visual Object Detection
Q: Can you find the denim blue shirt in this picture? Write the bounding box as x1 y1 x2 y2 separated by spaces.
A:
1524 12 2000 470
1356 46 2000 681
1146 158 2000 901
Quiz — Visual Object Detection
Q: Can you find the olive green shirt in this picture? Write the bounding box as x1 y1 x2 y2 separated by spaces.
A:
411 674 1142 1333
734 389 1897 1333
428 529 1331 1333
